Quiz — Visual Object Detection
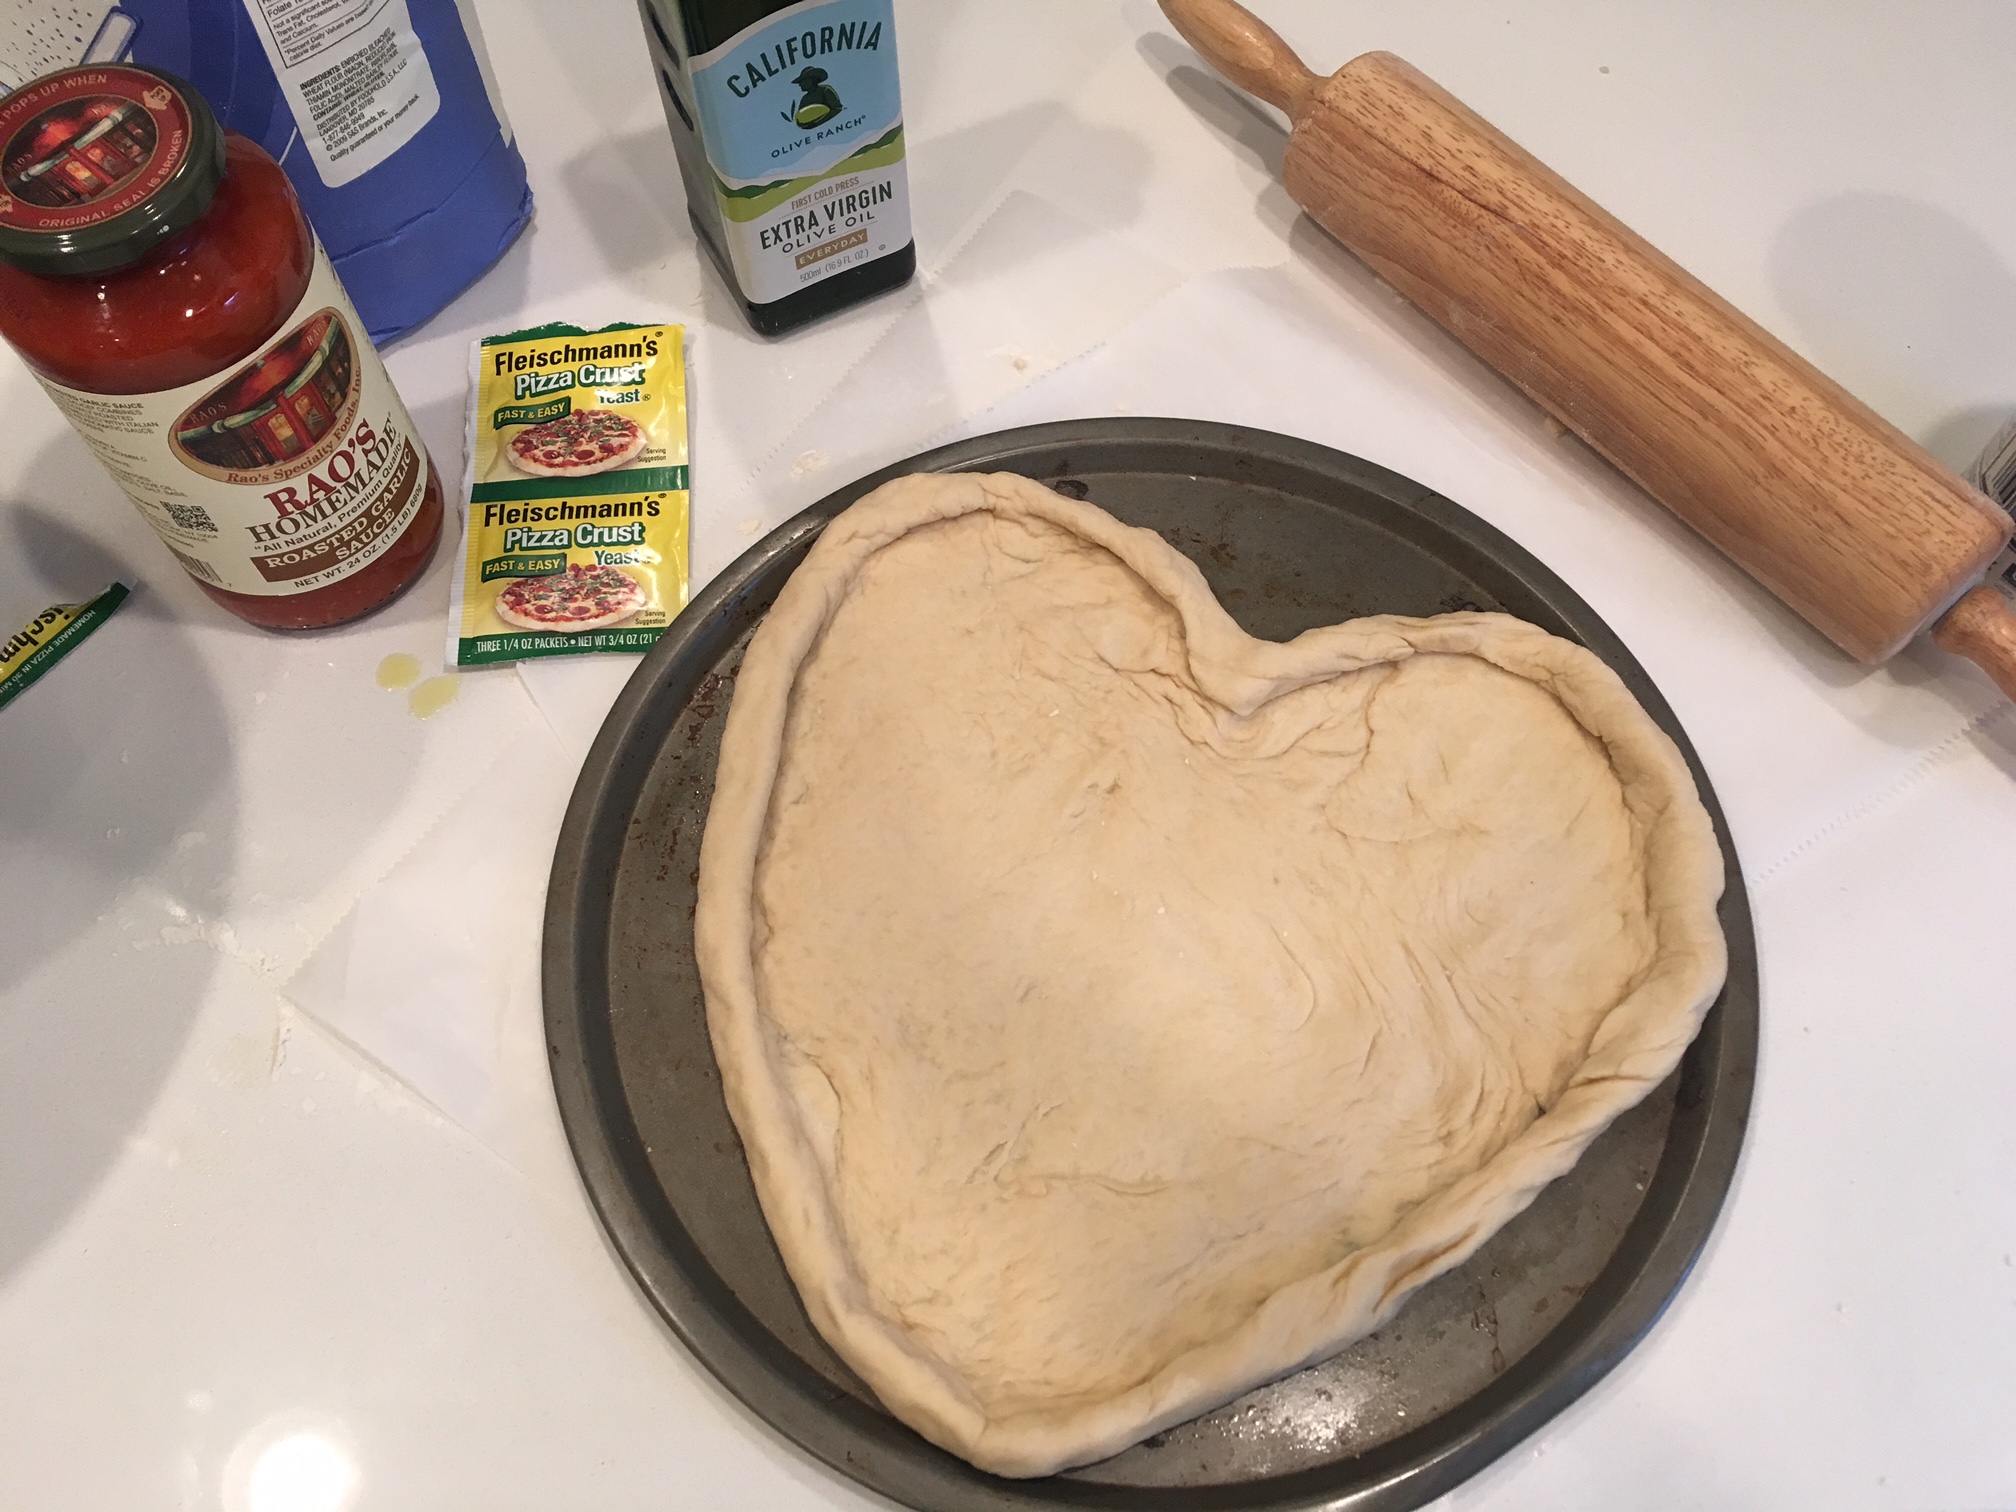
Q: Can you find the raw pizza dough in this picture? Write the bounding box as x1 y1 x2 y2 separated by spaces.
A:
694 471 1726 1478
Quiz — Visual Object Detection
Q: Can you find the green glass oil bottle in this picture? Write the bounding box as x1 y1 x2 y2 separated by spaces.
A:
638 0 916 336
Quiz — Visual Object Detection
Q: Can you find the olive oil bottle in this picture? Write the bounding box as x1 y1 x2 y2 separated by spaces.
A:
639 0 916 336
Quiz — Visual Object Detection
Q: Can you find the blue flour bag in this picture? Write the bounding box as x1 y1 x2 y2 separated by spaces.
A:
38 0 538 343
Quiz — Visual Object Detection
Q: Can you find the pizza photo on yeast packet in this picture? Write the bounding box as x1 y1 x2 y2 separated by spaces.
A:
447 322 690 666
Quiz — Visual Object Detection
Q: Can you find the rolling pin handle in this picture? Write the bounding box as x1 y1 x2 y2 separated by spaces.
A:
1931 584 2016 700
1159 0 1323 123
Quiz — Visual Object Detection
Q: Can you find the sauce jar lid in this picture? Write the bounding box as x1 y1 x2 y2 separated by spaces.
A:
0 65 226 278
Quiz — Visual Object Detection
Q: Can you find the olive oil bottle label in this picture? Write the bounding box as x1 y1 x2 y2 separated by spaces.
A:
689 0 910 305
34 239 430 598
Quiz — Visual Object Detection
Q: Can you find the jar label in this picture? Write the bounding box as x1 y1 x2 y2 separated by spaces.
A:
37 239 430 597
688 0 910 305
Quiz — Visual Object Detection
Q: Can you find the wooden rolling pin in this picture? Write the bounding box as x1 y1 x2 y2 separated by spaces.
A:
1161 0 2016 697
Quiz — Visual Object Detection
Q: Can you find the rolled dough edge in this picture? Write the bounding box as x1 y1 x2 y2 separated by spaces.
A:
693 471 1728 1477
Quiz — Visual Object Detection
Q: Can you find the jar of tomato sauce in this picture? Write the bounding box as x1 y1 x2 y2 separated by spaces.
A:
0 65 443 630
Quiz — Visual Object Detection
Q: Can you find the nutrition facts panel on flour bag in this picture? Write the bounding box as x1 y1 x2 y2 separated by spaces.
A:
239 0 442 187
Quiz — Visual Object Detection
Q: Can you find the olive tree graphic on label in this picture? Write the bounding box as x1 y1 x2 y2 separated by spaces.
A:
784 67 843 126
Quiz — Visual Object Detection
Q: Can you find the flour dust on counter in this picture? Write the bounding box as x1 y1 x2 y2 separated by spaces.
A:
447 322 691 667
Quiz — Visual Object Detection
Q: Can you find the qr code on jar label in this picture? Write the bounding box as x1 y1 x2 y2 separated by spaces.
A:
160 501 218 535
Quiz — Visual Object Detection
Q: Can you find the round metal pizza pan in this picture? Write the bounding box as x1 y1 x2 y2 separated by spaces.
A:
544 418 1758 1511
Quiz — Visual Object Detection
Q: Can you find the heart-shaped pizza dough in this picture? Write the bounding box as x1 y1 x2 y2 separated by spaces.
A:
695 471 1726 1477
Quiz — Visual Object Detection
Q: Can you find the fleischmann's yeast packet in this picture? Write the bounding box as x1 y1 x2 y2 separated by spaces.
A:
448 321 689 667
0 583 128 712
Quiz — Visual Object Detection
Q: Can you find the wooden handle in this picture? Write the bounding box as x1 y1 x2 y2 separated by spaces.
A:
1167 17 2013 669
1159 0 1321 122
1284 53 2011 663
1932 585 2016 698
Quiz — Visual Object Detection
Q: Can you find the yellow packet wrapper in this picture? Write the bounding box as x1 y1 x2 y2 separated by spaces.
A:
448 321 690 667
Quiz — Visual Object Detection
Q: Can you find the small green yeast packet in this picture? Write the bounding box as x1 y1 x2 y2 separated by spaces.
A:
0 583 128 711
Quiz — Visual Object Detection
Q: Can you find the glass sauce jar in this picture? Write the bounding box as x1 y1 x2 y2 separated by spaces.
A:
0 65 443 630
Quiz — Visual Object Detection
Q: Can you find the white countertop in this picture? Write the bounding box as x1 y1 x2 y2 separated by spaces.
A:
4 3 2015 1508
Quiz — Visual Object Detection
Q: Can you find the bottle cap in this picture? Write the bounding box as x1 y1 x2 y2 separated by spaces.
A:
0 65 226 278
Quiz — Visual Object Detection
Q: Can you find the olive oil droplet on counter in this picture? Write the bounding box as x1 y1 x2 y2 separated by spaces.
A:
376 652 422 690
407 675 460 719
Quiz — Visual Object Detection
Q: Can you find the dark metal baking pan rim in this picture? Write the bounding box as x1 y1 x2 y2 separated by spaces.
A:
544 417 1758 1511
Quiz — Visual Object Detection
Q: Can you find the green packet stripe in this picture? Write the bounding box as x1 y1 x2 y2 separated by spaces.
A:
0 582 129 712
481 320 651 348
454 625 667 666
470 465 688 503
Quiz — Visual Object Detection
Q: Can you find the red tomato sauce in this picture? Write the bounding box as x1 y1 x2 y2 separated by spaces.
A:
0 78 441 631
